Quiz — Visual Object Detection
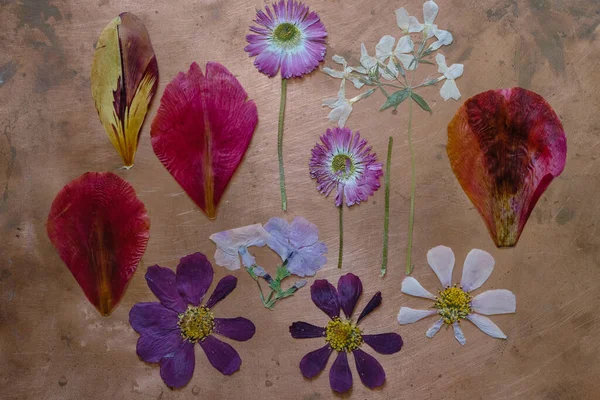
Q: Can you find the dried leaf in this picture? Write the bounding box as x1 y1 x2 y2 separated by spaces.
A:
380 89 409 111
151 62 258 219
47 172 150 315
91 12 159 168
410 92 432 113
447 88 567 247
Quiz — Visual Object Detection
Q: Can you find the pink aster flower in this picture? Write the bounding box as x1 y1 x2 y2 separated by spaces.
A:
129 253 255 388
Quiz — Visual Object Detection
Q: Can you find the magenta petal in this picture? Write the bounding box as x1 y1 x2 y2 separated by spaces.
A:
337 273 363 318
213 317 256 341
357 292 382 324
362 333 403 354
205 275 237 309
353 348 386 389
145 265 187 313
310 279 340 319
329 351 353 393
199 335 242 375
159 340 196 388
129 302 179 335
289 321 326 339
137 330 182 363
176 253 214 306
300 344 333 379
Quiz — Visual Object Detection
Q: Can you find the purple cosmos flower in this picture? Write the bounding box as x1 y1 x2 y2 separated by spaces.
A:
310 127 383 207
264 216 327 277
244 0 327 78
129 253 255 388
289 274 402 393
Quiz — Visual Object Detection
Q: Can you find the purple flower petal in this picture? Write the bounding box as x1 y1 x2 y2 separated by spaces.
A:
357 291 382 324
300 344 333 379
205 275 237 309
176 252 214 306
329 351 353 393
289 321 326 339
310 279 340 319
337 273 363 318
353 348 386 389
199 335 242 375
213 317 256 341
264 217 292 261
287 241 327 277
159 340 195 388
289 217 319 248
145 265 187 313
136 330 182 363
129 302 179 335
362 333 403 354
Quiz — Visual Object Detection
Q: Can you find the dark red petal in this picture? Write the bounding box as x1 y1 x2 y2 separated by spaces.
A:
176 252 213 306
447 88 567 247
353 348 386 389
362 333 403 354
289 321 326 339
337 273 363 318
151 62 258 219
329 351 352 393
199 335 242 375
145 265 187 313
213 317 256 341
159 340 196 388
299 345 333 379
357 292 382 324
310 279 340 319
47 172 150 315
205 275 237 309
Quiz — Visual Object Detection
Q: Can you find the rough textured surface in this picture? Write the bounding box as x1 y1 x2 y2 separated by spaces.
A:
0 0 599 399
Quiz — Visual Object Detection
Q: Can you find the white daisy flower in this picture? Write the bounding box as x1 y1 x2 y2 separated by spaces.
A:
398 246 516 346
435 53 464 101
322 55 367 89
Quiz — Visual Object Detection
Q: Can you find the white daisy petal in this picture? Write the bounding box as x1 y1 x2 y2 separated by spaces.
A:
439 79 461 101
398 307 437 324
453 322 467 345
445 63 464 80
401 277 436 300
322 67 344 79
435 53 448 73
376 35 396 59
460 249 495 292
394 35 414 54
426 318 444 338
471 289 516 315
466 314 507 339
427 245 455 287
423 0 439 25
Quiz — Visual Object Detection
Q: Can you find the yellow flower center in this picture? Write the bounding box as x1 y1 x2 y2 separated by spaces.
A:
325 317 363 352
273 22 301 45
178 305 215 342
434 285 472 324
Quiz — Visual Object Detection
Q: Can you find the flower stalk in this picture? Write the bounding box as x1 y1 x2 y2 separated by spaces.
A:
381 136 393 277
338 205 344 269
278 78 288 211
247 263 303 310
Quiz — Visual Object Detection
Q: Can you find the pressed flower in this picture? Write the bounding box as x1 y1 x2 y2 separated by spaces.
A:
322 55 366 89
395 7 421 34
323 80 376 128
290 274 403 393
398 246 516 345
447 88 567 247
376 35 416 79
435 53 463 101
129 253 255 388
209 224 271 271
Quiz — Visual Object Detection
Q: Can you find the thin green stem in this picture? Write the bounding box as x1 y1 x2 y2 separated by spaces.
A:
338 205 344 269
278 78 288 211
381 136 393 277
405 98 416 275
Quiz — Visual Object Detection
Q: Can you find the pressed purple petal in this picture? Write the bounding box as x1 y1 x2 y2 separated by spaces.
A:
300 344 333 378
253 49 282 77
287 241 327 277
337 273 363 318
205 275 237 309
289 217 319 248
129 302 179 335
136 330 182 363
145 265 187 313
264 217 292 261
159 340 196 388
176 253 214 306
310 279 340 319
289 321 326 339
329 351 353 393
199 335 242 375
362 333 403 354
357 292 382 324
353 348 386 389
213 317 256 341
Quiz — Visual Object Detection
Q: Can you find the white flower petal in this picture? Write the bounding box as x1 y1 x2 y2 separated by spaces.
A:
397 53 416 70
466 314 507 339
460 249 495 292
350 65 367 74
398 307 437 324
395 8 410 31
445 63 464 80
322 67 344 79
423 0 439 25
427 245 455 287
328 102 353 128
408 16 422 32
214 247 241 271
439 79 461 101
376 35 396 59
453 322 466 345
360 43 378 71
429 29 453 51
471 289 516 315
435 53 448 73
348 76 365 89
332 54 346 65
426 318 444 338
394 35 414 54
401 277 436 300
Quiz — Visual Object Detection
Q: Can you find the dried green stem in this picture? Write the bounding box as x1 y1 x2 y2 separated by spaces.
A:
405 98 416 275
381 135 393 277
278 78 288 211
338 205 344 269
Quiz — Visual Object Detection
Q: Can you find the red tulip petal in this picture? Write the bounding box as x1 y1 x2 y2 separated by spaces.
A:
47 172 150 315
447 88 567 247
151 62 258 219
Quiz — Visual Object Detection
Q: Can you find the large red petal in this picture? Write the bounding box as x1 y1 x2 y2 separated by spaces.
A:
47 172 150 315
447 88 567 247
150 62 258 219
